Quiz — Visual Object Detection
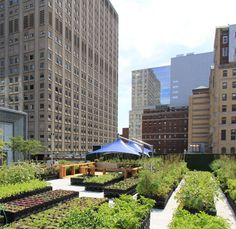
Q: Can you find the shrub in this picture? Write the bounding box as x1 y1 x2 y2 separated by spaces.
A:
227 179 236 201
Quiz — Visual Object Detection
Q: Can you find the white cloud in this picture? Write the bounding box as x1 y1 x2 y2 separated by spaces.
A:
110 0 236 133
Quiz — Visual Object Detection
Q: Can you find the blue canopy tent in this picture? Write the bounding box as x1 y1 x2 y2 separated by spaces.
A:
86 138 141 160
127 141 150 157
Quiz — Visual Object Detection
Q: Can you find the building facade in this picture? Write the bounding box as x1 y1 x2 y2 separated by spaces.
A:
188 86 210 153
142 105 188 154
129 68 160 139
0 107 27 164
210 24 236 154
0 0 119 156
170 52 213 107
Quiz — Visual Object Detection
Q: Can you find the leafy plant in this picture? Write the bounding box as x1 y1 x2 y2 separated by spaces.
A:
227 179 236 201
84 173 122 184
176 171 219 212
169 209 230 229
106 177 138 190
60 195 155 229
0 179 47 200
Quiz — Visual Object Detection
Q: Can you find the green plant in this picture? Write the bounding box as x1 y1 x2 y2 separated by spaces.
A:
0 179 47 200
84 173 122 184
227 179 236 201
176 171 219 212
106 177 138 190
169 209 230 229
60 195 155 229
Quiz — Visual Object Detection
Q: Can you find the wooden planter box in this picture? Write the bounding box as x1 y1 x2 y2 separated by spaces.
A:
2 190 78 223
0 186 53 203
84 176 123 192
104 184 137 198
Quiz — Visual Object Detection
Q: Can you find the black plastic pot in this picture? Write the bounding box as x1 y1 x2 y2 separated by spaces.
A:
104 185 137 198
183 206 216 216
0 186 53 203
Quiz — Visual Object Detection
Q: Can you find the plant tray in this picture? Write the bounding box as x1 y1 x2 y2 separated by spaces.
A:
139 212 151 229
225 193 236 217
183 207 216 216
2 190 78 223
0 186 53 203
84 176 124 192
104 185 137 198
71 176 85 186
140 189 174 209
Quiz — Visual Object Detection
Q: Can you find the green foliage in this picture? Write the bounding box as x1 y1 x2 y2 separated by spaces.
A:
0 179 47 200
136 160 188 197
106 177 138 190
5 197 106 228
210 157 236 188
227 179 236 201
84 173 122 184
0 162 41 185
176 171 219 212
169 209 230 229
7 136 46 160
60 195 155 229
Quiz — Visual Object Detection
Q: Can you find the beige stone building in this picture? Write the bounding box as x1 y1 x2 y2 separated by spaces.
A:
188 86 210 152
129 68 160 139
209 24 236 154
0 0 118 156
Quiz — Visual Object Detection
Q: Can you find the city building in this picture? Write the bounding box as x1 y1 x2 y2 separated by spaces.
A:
188 86 210 153
142 105 188 154
210 24 236 154
0 0 119 156
129 68 160 139
170 52 213 107
0 107 27 164
121 127 129 139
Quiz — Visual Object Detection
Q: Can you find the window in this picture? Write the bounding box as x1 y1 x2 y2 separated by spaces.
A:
221 117 226 124
222 47 228 57
233 82 236 88
232 117 236 124
231 147 236 154
231 129 236 140
222 82 227 89
40 104 44 109
223 35 228 44
221 130 226 140
222 93 227 101
221 147 226 154
233 93 236 100
233 69 236 76
223 70 228 77
232 104 236 112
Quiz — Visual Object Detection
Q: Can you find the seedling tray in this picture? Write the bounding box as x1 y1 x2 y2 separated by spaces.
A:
104 185 137 198
84 176 123 192
183 206 216 216
2 190 78 223
225 192 236 217
139 212 151 229
0 186 52 203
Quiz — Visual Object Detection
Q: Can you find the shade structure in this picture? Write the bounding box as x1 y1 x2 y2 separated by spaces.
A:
87 138 141 156
127 141 150 157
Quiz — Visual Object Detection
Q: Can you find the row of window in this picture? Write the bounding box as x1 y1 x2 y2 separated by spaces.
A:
222 104 236 112
222 93 236 101
222 69 236 77
221 129 236 140
222 81 236 89
221 147 235 154
221 116 236 124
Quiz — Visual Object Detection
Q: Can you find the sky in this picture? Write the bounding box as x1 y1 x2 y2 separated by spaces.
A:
110 0 236 133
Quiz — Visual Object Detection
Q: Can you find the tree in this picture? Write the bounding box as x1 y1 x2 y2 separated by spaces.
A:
0 130 6 165
7 137 46 160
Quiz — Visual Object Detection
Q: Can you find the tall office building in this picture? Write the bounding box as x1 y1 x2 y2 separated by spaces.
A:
129 68 160 139
170 52 213 107
210 24 236 154
0 0 119 156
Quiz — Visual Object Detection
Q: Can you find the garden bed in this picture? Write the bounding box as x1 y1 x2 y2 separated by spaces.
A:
104 177 138 198
70 175 95 186
0 186 52 204
84 174 124 192
183 206 216 216
2 190 78 223
139 188 174 209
